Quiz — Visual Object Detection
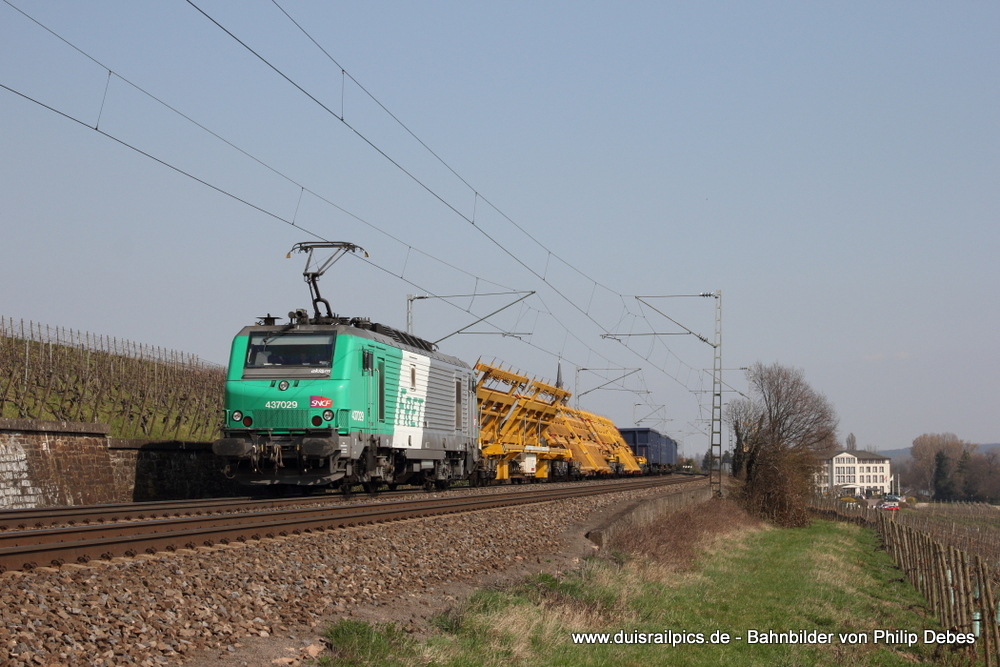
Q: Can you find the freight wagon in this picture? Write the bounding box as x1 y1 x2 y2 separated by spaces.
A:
617 427 677 474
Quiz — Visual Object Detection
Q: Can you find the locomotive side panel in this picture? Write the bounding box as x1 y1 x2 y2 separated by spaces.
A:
389 350 476 451
389 351 430 448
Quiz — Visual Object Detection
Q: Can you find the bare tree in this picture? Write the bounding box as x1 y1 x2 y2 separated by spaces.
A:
910 433 976 497
726 362 838 527
846 432 857 451
727 397 762 480
975 451 1000 502
894 458 912 494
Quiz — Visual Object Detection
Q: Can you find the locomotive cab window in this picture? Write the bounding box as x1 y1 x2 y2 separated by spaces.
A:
244 333 334 374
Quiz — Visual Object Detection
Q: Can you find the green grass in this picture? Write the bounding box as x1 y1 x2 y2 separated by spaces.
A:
317 508 968 667
320 620 417 667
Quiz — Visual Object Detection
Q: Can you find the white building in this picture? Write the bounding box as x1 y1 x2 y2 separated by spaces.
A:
816 449 893 497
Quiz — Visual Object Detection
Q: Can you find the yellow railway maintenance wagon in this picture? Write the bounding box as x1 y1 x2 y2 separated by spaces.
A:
475 360 641 482
475 361 573 481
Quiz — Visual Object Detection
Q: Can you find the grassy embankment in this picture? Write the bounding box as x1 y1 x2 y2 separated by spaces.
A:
318 498 963 667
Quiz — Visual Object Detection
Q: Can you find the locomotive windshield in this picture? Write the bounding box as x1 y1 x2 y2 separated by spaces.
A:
245 332 335 370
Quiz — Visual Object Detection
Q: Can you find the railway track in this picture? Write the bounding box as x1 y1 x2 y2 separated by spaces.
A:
0 476 695 573
0 476 677 530
0 487 418 531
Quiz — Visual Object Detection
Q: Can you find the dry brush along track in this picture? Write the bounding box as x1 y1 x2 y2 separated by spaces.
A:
0 476 688 573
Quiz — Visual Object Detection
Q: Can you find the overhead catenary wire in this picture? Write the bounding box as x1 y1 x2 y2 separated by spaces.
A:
1 71 620 386
267 0 623 299
0 7 680 410
1 0 730 433
1 0 507 295
0 73 627 392
183 0 713 391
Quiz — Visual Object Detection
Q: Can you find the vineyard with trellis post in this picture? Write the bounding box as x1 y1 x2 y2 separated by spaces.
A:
813 496 1000 665
0 317 224 441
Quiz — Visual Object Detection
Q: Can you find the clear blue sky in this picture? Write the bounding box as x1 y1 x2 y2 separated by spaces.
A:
2 1 997 456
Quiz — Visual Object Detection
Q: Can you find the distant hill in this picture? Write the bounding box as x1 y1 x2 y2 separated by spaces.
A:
877 448 912 461
873 443 1000 461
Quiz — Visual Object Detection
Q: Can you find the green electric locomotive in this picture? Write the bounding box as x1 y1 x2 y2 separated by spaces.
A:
212 243 480 492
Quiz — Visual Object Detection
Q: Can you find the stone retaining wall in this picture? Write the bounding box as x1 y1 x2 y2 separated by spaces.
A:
0 419 239 508
585 479 715 548
109 438 241 503
0 419 118 508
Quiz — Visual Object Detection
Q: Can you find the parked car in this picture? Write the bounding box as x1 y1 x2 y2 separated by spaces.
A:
885 494 901 502
878 501 899 510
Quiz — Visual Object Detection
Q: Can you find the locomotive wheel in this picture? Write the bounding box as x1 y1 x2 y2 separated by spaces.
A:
388 483 398 491
423 480 435 493
341 483 353 499
363 481 381 497
434 480 450 491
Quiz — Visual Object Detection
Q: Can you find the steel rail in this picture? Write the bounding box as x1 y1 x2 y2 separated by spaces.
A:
0 476 695 573
0 496 259 529
0 481 539 529
1 477 674 547
0 476 677 529
0 489 417 530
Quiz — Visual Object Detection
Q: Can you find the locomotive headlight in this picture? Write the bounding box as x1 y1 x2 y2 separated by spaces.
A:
311 416 323 427
242 416 253 427
231 411 243 422
278 380 290 391
322 409 334 421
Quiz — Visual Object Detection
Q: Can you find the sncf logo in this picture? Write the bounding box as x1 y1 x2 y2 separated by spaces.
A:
310 396 333 408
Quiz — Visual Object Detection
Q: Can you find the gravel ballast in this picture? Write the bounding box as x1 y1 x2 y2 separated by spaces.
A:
1 480 702 666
